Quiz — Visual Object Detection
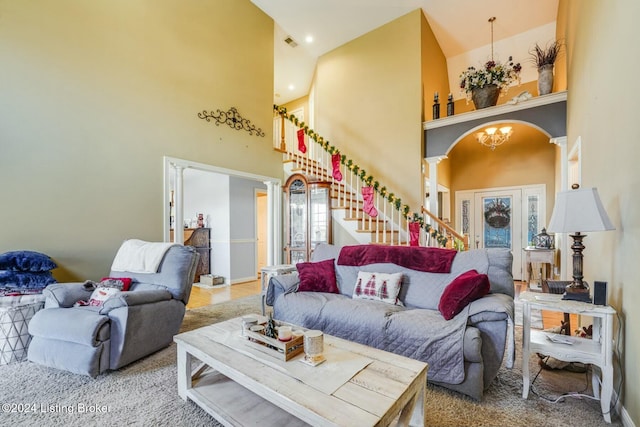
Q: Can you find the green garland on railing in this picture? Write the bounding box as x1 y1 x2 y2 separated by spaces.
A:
275 104 449 247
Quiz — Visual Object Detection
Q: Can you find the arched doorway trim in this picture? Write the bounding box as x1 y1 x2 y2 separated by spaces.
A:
424 91 567 158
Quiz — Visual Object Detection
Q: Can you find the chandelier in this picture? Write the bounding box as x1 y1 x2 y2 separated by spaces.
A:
475 126 513 150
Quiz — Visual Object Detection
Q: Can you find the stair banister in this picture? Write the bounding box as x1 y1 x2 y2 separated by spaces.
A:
420 207 469 250
274 105 451 248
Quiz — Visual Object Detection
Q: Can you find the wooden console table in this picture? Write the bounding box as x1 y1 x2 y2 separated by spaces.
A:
523 247 555 291
171 227 211 282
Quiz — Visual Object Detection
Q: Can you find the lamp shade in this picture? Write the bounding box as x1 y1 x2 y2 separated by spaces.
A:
547 188 615 233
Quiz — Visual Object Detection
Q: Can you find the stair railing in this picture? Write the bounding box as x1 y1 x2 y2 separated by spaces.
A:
420 207 469 250
274 105 451 248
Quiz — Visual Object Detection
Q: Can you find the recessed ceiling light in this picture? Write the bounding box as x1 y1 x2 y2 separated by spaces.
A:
288 84 295 91
305 35 313 43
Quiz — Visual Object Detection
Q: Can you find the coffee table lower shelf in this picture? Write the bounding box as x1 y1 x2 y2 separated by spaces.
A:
188 369 308 426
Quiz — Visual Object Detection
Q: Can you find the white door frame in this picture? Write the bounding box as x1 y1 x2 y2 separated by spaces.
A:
255 189 268 275
163 156 282 266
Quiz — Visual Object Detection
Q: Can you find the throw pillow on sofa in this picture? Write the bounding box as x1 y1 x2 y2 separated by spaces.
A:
438 269 490 320
88 286 121 307
78 278 132 307
296 258 339 294
353 271 403 305
99 277 133 291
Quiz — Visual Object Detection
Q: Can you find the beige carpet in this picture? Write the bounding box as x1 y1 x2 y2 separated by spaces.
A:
0 295 621 426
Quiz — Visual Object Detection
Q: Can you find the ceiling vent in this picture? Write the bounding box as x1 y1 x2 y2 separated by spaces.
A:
284 36 298 48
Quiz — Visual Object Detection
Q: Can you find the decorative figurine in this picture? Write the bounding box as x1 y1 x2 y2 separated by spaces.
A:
432 92 440 120
533 228 553 249
264 312 277 339
447 93 455 116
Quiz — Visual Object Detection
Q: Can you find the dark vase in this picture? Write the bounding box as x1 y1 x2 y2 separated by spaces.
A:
471 84 500 109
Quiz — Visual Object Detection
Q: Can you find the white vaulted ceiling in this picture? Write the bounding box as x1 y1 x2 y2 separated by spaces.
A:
251 0 559 104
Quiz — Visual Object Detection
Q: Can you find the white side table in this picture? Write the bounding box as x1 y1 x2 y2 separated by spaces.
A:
520 291 616 423
260 264 297 315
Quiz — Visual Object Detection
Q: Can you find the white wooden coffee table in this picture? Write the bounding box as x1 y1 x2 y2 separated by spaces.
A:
174 316 428 426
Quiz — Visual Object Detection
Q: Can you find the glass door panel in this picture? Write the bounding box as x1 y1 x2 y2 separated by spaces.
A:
310 186 329 248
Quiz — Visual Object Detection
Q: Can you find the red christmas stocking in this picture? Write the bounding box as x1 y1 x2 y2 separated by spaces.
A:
297 129 306 154
331 153 342 181
361 186 378 217
409 222 420 246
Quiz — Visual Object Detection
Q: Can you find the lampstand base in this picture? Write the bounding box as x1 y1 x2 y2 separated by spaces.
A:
562 285 592 303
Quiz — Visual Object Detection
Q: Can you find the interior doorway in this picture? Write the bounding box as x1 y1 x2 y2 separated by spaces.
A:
163 156 282 285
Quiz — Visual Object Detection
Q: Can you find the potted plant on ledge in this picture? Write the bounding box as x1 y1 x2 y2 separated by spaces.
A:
530 40 562 96
459 58 522 109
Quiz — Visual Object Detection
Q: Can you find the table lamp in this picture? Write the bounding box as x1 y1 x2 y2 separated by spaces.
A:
547 187 615 302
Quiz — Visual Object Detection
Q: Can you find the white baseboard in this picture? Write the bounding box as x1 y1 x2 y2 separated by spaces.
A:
613 386 636 427
619 403 636 427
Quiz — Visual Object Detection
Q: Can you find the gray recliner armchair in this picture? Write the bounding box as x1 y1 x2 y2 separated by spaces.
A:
27 244 199 377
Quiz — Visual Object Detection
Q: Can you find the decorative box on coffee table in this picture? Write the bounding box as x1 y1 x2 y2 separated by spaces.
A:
244 327 304 361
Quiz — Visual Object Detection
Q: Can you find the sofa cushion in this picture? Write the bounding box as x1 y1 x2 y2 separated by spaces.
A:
438 270 490 320
0 250 57 272
352 271 403 305
296 259 339 294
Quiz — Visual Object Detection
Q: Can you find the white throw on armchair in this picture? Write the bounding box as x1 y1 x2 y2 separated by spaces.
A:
27 242 199 377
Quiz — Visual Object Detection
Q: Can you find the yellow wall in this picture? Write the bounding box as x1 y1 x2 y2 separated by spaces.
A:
448 127 556 223
281 96 309 118
453 80 539 115
421 12 450 123
563 1 640 423
314 10 423 209
0 0 280 281
554 1 569 92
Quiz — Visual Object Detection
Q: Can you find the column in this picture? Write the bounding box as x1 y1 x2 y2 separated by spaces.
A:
549 136 568 279
264 180 282 266
173 164 185 245
425 155 447 221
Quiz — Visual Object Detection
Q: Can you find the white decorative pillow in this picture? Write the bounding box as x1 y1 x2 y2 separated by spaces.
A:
88 286 121 307
352 271 403 305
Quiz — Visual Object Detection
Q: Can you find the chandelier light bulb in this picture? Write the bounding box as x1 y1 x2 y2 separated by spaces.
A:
475 124 513 150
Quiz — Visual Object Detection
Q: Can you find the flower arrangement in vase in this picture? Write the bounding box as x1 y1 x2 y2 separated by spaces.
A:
459 57 522 109
530 40 562 95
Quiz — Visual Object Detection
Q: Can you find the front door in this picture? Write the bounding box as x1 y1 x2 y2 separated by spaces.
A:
456 185 546 281
474 190 522 279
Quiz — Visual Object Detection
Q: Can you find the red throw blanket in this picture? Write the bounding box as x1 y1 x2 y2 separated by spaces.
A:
337 245 457 273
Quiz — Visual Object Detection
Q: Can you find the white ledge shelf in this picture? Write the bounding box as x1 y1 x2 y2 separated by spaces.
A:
423 91 567 130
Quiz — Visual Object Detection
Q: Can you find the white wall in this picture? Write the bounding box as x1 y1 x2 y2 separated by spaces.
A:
181 170 266 284
183 169 229 278
230 176 267 283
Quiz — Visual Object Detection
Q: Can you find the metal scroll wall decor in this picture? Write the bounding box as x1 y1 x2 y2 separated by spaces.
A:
198 107 265 137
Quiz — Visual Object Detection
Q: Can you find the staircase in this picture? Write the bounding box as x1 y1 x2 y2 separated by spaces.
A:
274 105 468 250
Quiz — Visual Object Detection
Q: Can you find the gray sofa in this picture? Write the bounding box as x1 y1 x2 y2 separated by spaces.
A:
267 243 514 400
27 245 199 377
